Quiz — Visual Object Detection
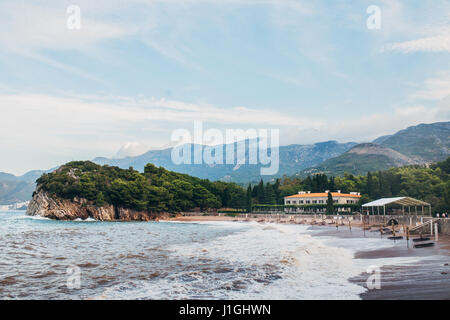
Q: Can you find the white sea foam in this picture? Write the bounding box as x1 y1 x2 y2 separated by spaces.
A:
101 221 402 300
1 211 445 300
14 214 52 221
73 217 97 222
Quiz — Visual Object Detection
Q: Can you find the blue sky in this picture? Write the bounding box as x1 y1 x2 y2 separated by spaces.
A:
0 0 449 174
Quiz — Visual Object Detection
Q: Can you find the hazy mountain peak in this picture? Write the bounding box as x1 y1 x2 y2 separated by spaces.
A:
380 121 450 162
0 172 17 181
116 142 150 158
347 143 416 165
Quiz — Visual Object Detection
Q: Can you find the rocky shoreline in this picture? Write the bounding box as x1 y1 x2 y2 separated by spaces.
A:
26 190 168 221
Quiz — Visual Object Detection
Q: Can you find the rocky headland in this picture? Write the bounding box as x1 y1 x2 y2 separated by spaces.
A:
24 160 234 221
26 189 167 221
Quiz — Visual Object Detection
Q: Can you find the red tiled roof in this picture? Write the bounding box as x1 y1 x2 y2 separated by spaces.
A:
285 192 361 199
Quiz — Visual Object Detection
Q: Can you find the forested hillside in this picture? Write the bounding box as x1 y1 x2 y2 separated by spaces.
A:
274 157 450 213
34 157 450 214
36 161 247 212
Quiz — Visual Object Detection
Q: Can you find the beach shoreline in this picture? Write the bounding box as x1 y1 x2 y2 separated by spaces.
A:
164 214 450 300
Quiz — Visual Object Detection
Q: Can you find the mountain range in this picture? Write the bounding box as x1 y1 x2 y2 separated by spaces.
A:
301 143 417 176
93 121 449 182
1 121 449 205
93 140 357 183
302 121 450 176
0 170 46 205
377 121 450 162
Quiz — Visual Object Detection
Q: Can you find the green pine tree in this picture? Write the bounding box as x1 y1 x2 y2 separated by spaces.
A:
246 184 253 213
264 182 276 204
223 187 231 207
326 192 334 214
273 179 281 204
95 191 105 207
257 179 265 204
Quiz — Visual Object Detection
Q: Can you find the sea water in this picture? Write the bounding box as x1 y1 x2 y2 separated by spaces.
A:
0 210 437 300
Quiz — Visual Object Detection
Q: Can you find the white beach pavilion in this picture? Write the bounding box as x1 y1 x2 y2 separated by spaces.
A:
362 197 431 216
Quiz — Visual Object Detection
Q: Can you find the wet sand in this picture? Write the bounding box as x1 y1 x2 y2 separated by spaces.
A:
312 226 450 299
351 256 450 300
167 215 450 300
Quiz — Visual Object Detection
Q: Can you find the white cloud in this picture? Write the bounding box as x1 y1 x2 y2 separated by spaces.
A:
0 0 317 74
0 2 132 51
280 103 449 145
409 72 450 101
0 92 323 128
0 1 135 82
378 0 450 54
383 33 450 53
268 73 307 88
0 91 323 173
116 142 150 158
0 0 449 175
2 89 447 174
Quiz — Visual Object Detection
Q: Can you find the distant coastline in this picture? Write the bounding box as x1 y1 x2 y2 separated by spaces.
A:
0 201 29 211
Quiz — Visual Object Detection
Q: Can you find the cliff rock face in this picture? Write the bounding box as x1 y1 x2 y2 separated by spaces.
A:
26 190 165 221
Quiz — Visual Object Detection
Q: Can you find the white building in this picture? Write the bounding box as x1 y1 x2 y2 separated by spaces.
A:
284 190 361 213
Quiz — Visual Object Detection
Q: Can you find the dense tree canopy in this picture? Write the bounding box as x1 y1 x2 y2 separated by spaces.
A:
36 157 450 214
36 161 247 212
275 157 450 213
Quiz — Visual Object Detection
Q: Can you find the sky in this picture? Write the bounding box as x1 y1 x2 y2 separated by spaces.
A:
0 0 449 175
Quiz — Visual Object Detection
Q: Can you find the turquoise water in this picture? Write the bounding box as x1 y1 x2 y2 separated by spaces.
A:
0 210 439 300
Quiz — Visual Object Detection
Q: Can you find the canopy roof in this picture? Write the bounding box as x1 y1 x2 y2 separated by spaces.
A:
286 192 360 199
362 197 430 207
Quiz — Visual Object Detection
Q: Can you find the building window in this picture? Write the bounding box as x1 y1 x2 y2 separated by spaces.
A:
286 201 290 204
299 200 304 204
306 200 310 204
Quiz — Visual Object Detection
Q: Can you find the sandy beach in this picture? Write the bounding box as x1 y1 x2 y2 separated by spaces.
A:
166 214 450 300
314 226 450 300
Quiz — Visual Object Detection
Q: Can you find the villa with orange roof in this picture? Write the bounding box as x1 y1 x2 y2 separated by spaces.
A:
284 190 361 213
